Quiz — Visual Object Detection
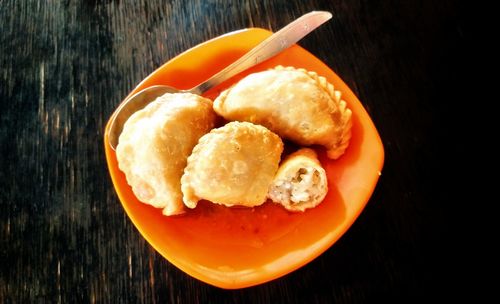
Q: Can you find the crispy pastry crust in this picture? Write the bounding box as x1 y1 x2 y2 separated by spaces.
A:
116 93 216 216
214 66 352 159
181 121 283 209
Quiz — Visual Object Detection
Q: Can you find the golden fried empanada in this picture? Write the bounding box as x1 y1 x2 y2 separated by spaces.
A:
268 148 328 212
116 93 216 216
181 121 283 208
213 66 352 159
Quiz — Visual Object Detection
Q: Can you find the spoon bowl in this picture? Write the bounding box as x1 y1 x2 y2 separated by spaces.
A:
108 85 179 149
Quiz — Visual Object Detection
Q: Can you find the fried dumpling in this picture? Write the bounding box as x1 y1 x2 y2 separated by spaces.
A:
116 93 216 216
268 148 328 212
181 121 283 209
213 66 352 159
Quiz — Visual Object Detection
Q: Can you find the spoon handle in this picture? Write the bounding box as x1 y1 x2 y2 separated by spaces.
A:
190 11 332 95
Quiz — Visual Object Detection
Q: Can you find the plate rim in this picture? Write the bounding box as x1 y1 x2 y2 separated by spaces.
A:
104 27 385 289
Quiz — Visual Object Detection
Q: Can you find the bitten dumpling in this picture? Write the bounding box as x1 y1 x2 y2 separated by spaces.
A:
181 121 283 209
116 93 216 216
267 148 328 212
213 66 352 159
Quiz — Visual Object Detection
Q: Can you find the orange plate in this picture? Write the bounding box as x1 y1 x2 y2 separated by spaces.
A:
104 28 384 289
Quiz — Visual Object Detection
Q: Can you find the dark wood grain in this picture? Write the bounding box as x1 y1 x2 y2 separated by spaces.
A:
1 0 465 302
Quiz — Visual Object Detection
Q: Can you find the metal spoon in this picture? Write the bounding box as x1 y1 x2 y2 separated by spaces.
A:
108 11 332 150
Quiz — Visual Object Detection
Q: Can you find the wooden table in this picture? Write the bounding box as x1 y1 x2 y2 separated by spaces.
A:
1 0 465 302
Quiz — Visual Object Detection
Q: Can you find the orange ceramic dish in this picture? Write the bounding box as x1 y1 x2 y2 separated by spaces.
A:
104 28 384 289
